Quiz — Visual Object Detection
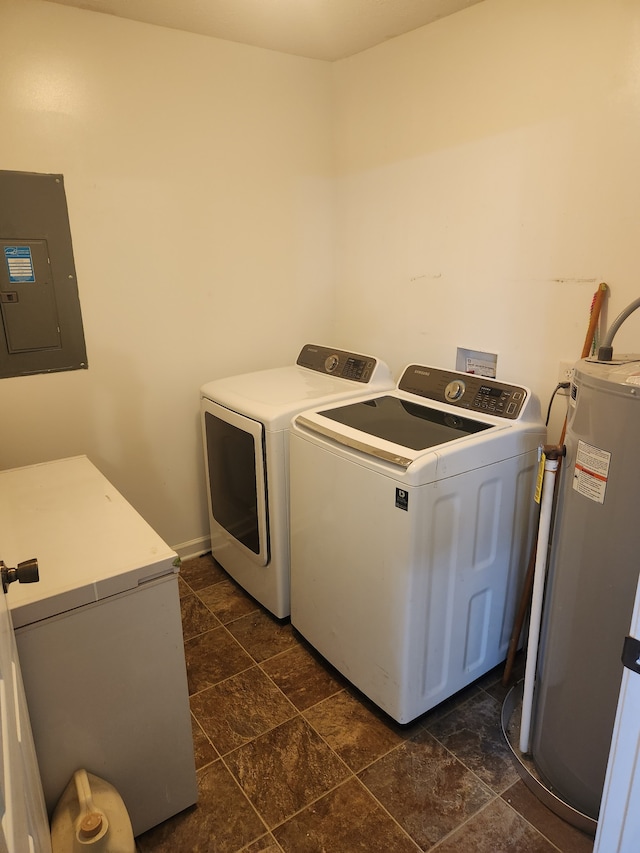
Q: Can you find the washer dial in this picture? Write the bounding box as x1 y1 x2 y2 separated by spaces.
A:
445 379 466 402
325 354 340 373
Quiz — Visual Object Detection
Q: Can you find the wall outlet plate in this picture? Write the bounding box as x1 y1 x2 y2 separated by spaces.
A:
558 360 574 394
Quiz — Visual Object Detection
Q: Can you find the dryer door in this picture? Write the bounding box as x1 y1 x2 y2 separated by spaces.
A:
201 398 269 566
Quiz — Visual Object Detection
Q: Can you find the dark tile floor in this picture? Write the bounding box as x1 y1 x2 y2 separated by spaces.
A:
136 554 594 853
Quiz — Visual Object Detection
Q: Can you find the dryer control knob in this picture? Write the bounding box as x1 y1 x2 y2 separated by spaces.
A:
445 379 466 401
325 354 340 373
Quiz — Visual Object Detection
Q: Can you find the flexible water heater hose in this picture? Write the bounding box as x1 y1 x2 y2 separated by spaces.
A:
597 295 640 360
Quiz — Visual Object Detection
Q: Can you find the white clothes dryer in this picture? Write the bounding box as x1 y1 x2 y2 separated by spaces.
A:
200 344 393 618
289 364 546 723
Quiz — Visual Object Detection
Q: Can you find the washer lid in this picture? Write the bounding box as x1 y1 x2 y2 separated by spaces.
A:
292 365 545 484
1 456 177 629
318 395 492 451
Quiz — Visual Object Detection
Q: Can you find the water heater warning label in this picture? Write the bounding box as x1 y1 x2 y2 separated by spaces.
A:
572 440 611 504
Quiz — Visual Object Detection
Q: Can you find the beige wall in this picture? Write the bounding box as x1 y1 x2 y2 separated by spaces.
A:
0 0 335 553
332 0 640 441
3 0 640 552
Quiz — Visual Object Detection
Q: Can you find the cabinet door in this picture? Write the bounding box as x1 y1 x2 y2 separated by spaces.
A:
0 580 51 853
594 575 640 853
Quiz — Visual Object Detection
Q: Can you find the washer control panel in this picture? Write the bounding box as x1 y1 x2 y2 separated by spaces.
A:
399 365 528 419
297 344 379 383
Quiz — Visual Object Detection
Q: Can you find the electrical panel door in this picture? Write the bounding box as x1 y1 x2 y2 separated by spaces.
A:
0 171 87 378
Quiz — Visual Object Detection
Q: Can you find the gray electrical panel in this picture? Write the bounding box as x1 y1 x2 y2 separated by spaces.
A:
0 171 88 378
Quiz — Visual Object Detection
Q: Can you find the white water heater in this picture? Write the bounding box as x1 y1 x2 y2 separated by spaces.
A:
532 349 640 819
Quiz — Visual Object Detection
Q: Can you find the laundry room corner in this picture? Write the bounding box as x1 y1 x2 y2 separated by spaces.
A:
4 0 640 849
0 0 336 555
330 0 640 435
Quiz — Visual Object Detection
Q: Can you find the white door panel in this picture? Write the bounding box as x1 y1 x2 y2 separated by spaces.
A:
594 573 640 853
0 566 51 853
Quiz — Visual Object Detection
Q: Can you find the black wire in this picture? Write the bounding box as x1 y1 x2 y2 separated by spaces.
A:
545 382 570 426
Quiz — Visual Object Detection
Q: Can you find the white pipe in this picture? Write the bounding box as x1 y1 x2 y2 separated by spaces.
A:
519 453 560 755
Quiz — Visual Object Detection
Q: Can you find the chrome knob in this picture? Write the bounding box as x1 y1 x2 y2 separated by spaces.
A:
445 379 466 401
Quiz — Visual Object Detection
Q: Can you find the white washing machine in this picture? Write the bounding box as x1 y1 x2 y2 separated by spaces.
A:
200 344 393 618
290 364 546 723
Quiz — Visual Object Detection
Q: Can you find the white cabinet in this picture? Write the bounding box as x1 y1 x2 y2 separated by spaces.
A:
0 456 197 837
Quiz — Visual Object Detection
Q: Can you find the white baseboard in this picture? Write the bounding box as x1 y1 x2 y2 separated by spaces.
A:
172 535 211 562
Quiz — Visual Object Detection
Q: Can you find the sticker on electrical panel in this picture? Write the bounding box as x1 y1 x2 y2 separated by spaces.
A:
4 246 35 283
572 439 610 504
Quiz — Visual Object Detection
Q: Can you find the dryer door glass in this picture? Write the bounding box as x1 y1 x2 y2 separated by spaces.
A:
204 409 267 559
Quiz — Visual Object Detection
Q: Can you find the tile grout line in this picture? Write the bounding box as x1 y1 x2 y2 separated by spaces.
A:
188 603 422 850
180 559 576 853
423 693 571 852
426 793 502 851
216 749 275 849
499 794 567 853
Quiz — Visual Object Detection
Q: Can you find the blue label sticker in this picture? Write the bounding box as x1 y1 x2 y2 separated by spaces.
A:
4 246 35 283
395 488 408 511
